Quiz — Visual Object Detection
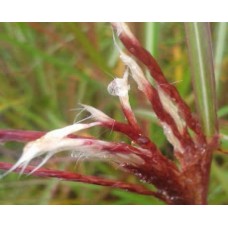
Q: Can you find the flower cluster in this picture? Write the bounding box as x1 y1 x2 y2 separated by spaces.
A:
0 23 219 204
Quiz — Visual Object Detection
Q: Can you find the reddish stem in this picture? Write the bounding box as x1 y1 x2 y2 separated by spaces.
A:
0 129 93 142
0 162 170 204
112 23 206 144
109 23 222 204
0 128 180 203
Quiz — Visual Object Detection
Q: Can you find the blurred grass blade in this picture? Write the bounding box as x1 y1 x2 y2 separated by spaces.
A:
144 22 159 83
219 122 228 152
218 106 228 118
214 22 227 95
69 23 112 74
185 23 218 138
211 161 228 195
0 33 102 88
144 22 159 58
112 189 164 205
220 133 228 153
135 109 157 122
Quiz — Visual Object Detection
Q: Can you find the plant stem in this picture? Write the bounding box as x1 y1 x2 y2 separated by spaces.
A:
0 162 169 203
214 22 227 95
185 23 218 139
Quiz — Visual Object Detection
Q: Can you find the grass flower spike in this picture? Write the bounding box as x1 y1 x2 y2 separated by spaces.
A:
0 22 223 205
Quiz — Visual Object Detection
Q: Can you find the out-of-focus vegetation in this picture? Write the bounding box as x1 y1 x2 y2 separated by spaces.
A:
0 22 227 205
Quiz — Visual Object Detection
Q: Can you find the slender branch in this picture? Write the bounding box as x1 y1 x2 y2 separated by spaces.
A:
0 128 154 157
0 129 94 143
0 128 178 203
111 23 196 156
0 129 45 142
0 162 169 203
111 23 205 142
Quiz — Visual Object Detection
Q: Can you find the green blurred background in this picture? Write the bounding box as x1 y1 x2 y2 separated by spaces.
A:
0 22 227 204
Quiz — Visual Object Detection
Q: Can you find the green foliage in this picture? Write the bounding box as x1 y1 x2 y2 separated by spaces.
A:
185 23 218 138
